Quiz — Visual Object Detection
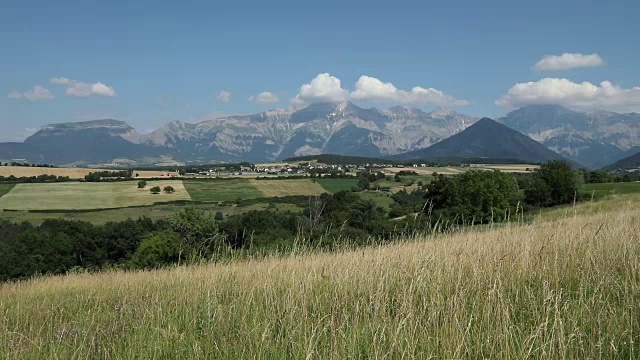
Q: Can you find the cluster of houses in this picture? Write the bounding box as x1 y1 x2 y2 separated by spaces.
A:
183 162 436 178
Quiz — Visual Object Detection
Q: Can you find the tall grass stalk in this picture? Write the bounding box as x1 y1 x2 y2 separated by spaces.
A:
1 195 639 358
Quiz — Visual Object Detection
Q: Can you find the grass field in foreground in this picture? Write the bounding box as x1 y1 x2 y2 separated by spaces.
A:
183 179 262 202
0 181 190 210
315 178 358 193
583 181 640 197
0 183 14 198
249 178 326 197
1 195 638 358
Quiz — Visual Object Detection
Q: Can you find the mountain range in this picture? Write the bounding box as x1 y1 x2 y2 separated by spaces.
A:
498 105 640 169
1 103 639 169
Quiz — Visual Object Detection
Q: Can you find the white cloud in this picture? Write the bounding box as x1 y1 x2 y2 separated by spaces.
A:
50 77 116 97
7 85 55 102
249 91 280 105
290 73 468 108
291 73 349 108
351 75 469 106
496 78 640 110
533 53 605 71
216 90 231 103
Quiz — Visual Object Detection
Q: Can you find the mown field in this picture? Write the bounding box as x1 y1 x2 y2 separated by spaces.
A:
1 194 638 358
249 179 327 197
0 181 189 210
183 179 263 202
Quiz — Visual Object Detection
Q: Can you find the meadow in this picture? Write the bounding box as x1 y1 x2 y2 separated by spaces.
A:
1 194 638 358
0 181 189 211
315 178 358 192
583 181 640 197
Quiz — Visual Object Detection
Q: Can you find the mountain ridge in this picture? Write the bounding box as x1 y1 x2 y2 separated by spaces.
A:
2 103 639 167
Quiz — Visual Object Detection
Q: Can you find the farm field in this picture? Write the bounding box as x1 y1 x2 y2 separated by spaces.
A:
484 164 540 172
0 202 302 225
0 184 14 197
183 179 262 202
583 181 640 197
249 178 326 197
315 178 358 192
0 166 115 179
0 181 189 211
0 165 182 179
1 194 638 358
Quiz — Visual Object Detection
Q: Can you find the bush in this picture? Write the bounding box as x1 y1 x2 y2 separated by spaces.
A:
163 186 175 194
426 170 519 224
150 186 161 194
525 160 582 207
137 180 147 188
130 232 192 269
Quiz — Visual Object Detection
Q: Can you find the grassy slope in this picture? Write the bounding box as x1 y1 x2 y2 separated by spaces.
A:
3 196 638 358
315 178 358 193
0 183 15 198
183 179 262 202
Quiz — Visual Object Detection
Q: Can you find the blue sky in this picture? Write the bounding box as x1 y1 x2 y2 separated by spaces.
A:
1 0 638 141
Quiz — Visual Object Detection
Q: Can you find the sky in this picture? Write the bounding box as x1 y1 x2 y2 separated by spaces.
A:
1 0 639 141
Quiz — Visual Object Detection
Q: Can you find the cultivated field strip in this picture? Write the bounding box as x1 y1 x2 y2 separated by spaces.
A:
249 178 327 197
1 195 638 358
0 181 190 210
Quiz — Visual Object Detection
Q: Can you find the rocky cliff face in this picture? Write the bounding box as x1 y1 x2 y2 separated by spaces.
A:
137 102 478 162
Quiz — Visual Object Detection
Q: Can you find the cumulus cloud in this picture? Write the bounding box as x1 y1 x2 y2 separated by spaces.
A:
291 73 349 108
351 75 469 106
290 73 468 108
216 90 231 103
50 77 116 97
7 85 55 102
249 91 280 105
496 78 640 110
533 53 605 71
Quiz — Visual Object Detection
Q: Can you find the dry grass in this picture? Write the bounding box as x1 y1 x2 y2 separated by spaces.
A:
249 179 327 197
0 166 115 179
1 195 639 358
0 181 190 210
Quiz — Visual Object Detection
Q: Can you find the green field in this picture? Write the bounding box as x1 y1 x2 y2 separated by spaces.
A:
0 181 190 211
359 191 396 209
0 202 303 225
183 179 262 202
583 182 640 198
316 178 358 192
0 184 15 198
